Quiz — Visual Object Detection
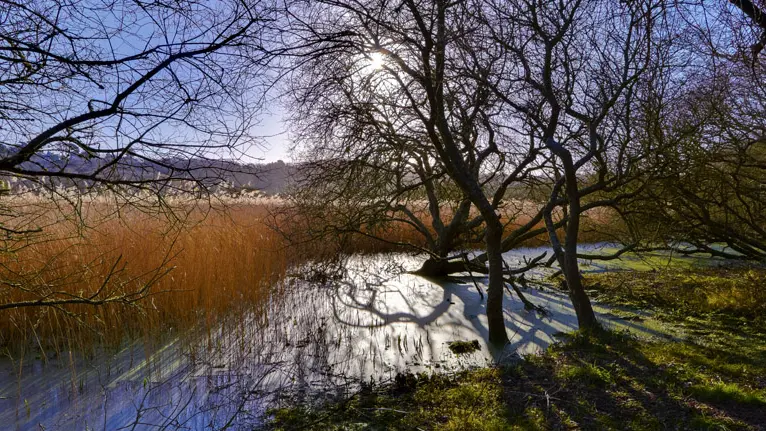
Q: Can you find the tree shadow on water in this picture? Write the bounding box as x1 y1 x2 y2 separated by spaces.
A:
322 265 598 369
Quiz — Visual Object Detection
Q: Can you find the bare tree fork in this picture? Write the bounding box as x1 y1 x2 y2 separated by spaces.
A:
543 138 598 330
501 258 546 314
460 253 485 300
480 0 667 330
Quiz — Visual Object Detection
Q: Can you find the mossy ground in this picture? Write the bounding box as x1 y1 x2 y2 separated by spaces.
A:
266 267 766 430
269 368 509 431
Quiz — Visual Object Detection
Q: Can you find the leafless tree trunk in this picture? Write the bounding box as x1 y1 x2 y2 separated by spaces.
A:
282 0 528 344
544 139 598 329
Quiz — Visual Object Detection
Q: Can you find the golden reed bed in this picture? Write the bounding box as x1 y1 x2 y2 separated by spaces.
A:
0 200 288 354
0 195 618 356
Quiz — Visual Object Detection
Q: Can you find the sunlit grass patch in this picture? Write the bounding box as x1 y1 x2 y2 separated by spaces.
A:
587 267 766 326
268 369 511 431
689 383 766 406
555 361 615 388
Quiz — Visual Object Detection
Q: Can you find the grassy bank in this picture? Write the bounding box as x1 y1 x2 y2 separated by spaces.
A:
267 267 766 430
586 268 766 327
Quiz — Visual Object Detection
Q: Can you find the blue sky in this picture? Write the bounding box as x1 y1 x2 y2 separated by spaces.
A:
252 108 291 163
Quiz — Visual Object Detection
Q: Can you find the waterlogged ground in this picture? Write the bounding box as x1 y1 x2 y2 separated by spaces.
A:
0 245 722 430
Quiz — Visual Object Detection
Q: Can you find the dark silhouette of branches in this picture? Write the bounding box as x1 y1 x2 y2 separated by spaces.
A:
0 0 278 314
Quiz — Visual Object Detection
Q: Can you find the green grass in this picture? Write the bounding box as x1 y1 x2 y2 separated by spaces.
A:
268 368 510 431
689 383 766 406
268 329 766 430
506 329 766 430
267 268 766 430
554 360 616 388
586 267 766 326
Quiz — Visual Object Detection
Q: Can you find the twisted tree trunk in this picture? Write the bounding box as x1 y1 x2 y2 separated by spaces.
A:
545 138 599 331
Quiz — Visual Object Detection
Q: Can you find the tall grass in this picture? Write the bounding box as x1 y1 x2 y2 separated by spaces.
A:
0 196 620 357
0 200 289 356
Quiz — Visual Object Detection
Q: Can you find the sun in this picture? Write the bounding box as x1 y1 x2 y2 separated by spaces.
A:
368 52 384 70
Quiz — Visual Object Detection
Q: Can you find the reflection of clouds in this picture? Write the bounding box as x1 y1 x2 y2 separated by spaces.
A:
1 249 667 430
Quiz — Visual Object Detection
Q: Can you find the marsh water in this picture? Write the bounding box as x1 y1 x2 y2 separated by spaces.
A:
0 244 722 430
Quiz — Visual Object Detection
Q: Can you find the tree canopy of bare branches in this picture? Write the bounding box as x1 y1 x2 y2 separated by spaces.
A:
0 0 278 312
281 0 671 342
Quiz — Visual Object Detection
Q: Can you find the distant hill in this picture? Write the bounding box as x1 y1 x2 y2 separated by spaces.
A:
0 144 298 195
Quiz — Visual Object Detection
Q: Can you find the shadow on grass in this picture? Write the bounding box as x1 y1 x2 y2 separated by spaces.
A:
266 328 766 431
266 266 766 430
503 329 766 430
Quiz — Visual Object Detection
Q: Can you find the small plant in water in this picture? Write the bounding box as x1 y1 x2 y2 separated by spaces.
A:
447 340 481 355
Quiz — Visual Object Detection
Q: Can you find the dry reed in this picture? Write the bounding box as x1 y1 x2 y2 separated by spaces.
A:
0 196 619 357
0 200 289 356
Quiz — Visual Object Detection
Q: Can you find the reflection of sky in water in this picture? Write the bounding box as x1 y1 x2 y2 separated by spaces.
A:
0 244 702 430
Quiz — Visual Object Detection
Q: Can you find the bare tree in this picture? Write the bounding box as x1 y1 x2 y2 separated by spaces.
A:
617 1 766 260
280 29 488 273
281 0 558 344
0 0 276 311
454 0 661 330
281 0 672 340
